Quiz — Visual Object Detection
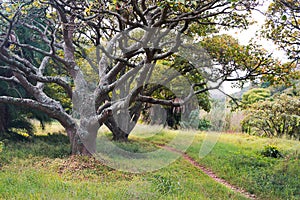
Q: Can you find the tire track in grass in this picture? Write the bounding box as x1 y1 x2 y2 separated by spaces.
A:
159 145 256 200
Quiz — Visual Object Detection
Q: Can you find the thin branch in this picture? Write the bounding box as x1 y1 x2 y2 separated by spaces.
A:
0 75 19 83
137 95 182 107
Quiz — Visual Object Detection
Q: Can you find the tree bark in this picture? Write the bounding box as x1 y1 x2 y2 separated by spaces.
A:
104 103 142 142
112 128 128 141
104 117 128 141
66 125 97 156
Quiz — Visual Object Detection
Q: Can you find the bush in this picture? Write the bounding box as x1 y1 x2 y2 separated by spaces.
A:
242 94 300 139
261 145 283 158
198 119 211 131
0 141 3 153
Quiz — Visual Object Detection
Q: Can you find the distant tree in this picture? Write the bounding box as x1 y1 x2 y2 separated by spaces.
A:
202 99 227 132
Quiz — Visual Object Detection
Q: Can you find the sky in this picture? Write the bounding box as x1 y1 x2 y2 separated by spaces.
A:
220 0 288 95
229 0 287 59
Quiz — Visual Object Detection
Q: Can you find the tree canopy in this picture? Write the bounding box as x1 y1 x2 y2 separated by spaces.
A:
263 0 300 63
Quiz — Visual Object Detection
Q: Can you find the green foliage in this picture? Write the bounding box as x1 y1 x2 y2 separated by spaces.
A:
151 56 211 112
261 144 283 158
0 71 32 139
143 55 211 129
0 5 53 140
260 62 300 86
44 83 72 114
202 34 297 87
198 118 212 131
0 78 49 140
0 141 3 153
7 115 34 135
262 0 300 62
242 88 271 105
242 94 300 139
201 35 248 67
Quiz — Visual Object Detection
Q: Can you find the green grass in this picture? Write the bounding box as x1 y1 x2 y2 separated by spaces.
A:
0 132 247 200
185 133 300 200
0 126 299 200
0 157 248 200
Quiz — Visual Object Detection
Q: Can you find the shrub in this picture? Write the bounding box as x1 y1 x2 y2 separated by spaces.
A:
242 94 300 139
261 145 283 158
198 118 211 131
0 141 3 153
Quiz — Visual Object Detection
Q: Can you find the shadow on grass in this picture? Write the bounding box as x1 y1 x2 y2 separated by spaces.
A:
0 132 71 165
34 132 70 145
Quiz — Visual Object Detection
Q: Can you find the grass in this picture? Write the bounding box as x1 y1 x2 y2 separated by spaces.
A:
30 120 65 135
0 124 299 199
185 133 300 200
0 156 248 200
0 133 246 200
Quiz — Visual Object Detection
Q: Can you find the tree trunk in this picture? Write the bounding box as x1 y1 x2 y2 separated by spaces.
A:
106 122 129 141
112 128 129 141
66 125 97 156
105 103 142 141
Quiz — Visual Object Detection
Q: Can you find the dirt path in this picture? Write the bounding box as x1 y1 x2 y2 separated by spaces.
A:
159 145 256 200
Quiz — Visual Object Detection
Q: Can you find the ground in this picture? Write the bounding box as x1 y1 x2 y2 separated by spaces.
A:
0 123 299 200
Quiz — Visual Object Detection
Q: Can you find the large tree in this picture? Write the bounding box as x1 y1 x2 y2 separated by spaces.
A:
0 0 287 155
